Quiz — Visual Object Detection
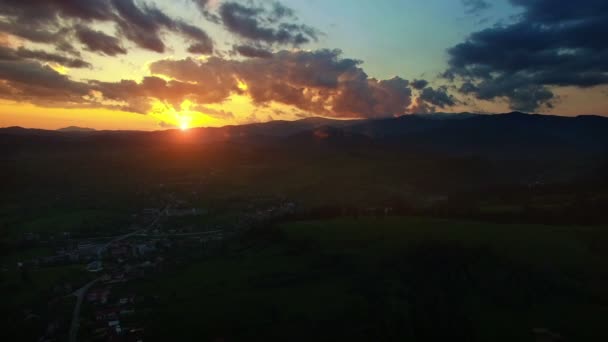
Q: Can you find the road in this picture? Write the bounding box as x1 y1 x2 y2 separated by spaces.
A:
67 205 168 342
68 278 99 342
135 229 223 237
101 205 169 250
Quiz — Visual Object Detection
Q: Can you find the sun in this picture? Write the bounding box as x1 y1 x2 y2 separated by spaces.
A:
149 99 223 130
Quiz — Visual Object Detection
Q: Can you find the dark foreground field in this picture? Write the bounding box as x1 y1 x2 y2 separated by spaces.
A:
2 114 608 341
115 217 608 341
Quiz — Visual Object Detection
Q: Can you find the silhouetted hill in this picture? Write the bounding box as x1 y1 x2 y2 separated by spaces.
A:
57 126 96 132
283 125 374 148
2 113 608 159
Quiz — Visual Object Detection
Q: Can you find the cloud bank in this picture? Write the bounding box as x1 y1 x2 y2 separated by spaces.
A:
0 0 479 123
95 49 442 118
446 0 608 111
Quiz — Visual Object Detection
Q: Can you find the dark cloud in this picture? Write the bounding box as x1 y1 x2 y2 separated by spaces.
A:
187 42 213 55
411 79 429 90
75 25 127 56
0 0 113 48
15 48 91 68
191 0 222 24
461 0 491 16
112 0 213 54
192 0 211 11
269 2 295 21
0 46 91 68
0 0 213 55
44 0 114 21
176 22 214 54
419 86 457 108
0 0 112 22
215 1 319 46
446 0 608 111
234 45 273 58
459 75 555 112
111 0 166 52
0 59 91 106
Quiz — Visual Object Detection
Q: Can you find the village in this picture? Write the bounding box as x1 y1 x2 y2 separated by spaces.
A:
7 199 297 342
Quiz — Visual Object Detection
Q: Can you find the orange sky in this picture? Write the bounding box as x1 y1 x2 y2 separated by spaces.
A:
2 84 606 131
0 92 305 131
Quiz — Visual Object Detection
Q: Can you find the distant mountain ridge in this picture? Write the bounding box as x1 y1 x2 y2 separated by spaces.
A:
2 112 608 160
57 126 96 132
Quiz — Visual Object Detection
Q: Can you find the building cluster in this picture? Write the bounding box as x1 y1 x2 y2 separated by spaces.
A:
8 200 296 342
81 240 167 341
86 285 144 342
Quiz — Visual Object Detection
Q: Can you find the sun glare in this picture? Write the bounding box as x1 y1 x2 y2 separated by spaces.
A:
236 78 249 91
48 63 69 75
149 99 211 130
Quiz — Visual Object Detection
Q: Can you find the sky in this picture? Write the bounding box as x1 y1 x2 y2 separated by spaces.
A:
0 0 607 130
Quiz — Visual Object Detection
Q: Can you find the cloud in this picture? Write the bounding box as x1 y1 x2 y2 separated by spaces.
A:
73 49 440 119
91 76 203 113
193 0 211 11
411 79 429 90
419 86 457 108
234 44 273 58
446 0 608 111
0 1 452 121
195 105 235 120
0 0 214 55
0 59 92 106
112 0 213 54
461 0 491 16
0 46 91 68
0 44 451 120
210 1 319 46
75 25 127 56
145 49 419 119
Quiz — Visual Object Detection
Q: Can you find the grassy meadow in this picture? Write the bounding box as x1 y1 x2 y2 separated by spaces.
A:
113 216 608 341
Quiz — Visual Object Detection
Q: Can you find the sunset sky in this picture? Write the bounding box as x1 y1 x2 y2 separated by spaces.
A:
0 0 607 130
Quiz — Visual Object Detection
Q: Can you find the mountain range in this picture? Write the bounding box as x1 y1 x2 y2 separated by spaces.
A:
2 112 608 160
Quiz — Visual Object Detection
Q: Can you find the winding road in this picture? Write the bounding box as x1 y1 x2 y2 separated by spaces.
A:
67 205 168 342
68 278 99 342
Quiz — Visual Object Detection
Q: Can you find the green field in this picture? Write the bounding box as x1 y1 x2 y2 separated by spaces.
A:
115 217 608 341
0 263 90 341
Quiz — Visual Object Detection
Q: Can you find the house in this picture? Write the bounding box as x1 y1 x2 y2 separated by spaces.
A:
107 271 125 284
87 260 104 272
533 328 563 342
142 208 159 215
78 243 105 259
132 243 156 258
95 307 120 321
110 245 130 258
108 320 122 334
40 255 68 266
120 308 135 316
124 328 145 342
24 232 40 241
87 288 110 304
118 295 135 305
166 208 206 217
